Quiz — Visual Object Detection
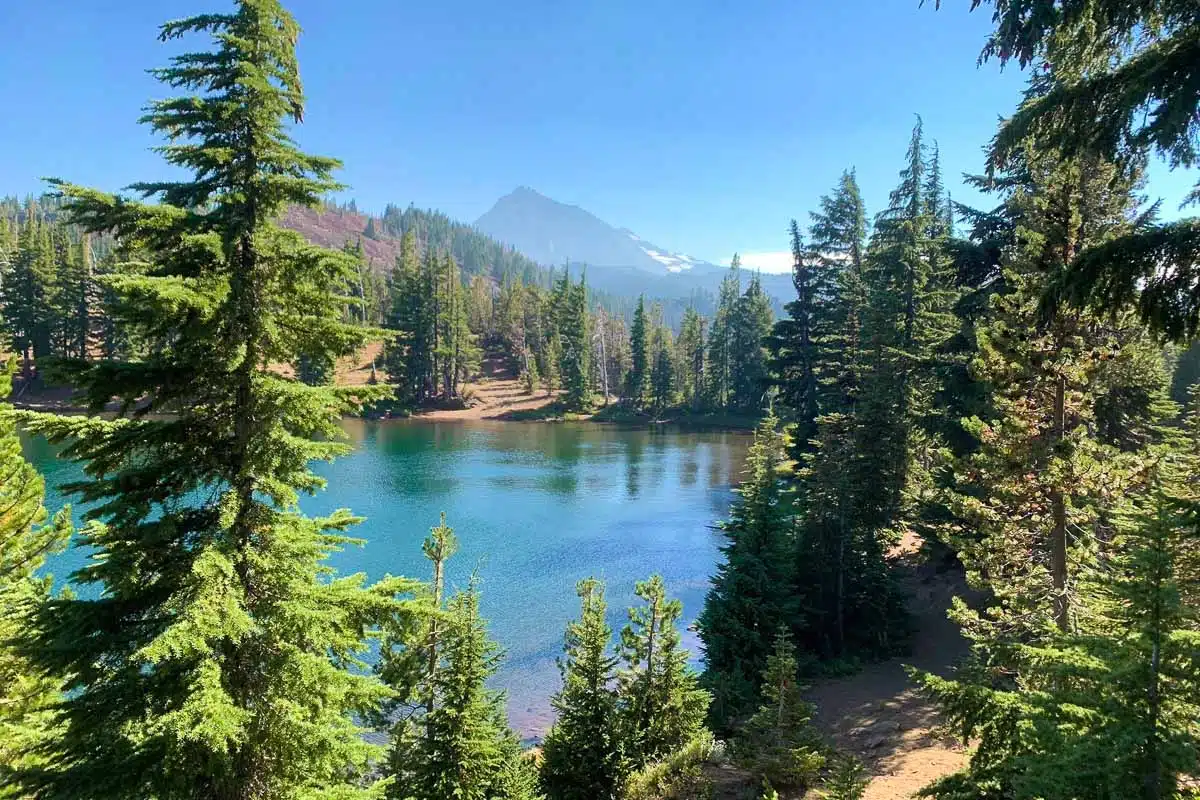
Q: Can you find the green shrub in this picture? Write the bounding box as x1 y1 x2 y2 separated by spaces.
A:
623 733 715 800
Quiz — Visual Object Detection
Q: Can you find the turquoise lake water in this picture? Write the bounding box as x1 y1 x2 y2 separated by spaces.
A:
22 419 749 737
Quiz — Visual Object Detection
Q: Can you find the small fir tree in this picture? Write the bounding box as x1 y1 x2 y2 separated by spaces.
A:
732 630 826 792
540 578 627 800
617 575 711 766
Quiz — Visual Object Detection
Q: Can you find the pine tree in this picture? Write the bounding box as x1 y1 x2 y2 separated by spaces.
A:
730 272 774 412
0 358 72 795
916 145 1194 799
919 450 1200 800
648 316 675 416
393 581 531 800
435 252 479 399
707 260 741 410
698 415 797 731
776 168 908 663
627 296 649 409
953 1 1200 340
732 630 825 792
540 578 627 800
1 208 56 377
818 756 869 800
13 4 417 797
766 220 829 446
857 119 960 542
676 308 706 410
617 575 711 766
792 407 908 661
50 236 94 361
555 272 590 411
942 147 1154 638
384 230 432 405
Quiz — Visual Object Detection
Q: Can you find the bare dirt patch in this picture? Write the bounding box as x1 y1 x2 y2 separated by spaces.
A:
803 535 974 799
409 355 562 421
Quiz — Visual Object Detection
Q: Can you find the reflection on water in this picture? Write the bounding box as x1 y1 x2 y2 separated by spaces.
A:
27 419 750 739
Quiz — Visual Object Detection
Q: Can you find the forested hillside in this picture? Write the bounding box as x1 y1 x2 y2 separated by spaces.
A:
2 0 1199 799
283 200 725 327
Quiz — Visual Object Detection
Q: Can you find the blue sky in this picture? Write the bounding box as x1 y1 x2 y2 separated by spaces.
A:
1 0 1195 272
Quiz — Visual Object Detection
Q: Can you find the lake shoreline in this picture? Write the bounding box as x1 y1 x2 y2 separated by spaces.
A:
10 384 762 433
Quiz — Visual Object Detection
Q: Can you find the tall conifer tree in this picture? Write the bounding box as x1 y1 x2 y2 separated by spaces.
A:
627 296 649 409
730 273 774 412
706 259 741 410
766 221 827 447
14 4 418 797
699 415 797 731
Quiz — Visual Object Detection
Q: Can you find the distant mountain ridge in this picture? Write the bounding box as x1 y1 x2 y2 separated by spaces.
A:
475 187 723 276
474 186 793 307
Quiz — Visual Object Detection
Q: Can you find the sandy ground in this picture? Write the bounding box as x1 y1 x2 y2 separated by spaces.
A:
801 534 974 799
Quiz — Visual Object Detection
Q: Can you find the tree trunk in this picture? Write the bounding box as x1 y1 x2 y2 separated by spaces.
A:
1051 372 1070 632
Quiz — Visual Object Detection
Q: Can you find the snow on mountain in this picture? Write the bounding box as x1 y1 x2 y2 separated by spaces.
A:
475 186 794 305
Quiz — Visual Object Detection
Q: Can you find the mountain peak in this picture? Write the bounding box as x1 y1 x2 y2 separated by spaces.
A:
475 188 721 277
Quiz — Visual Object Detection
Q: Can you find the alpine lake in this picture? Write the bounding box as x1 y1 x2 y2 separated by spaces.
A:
22 418 750 738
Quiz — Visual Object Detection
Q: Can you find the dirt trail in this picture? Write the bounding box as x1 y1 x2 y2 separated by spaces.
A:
803 535 974 799
411 355 560 421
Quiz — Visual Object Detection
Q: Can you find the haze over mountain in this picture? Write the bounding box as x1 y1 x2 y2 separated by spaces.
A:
475 187 792 305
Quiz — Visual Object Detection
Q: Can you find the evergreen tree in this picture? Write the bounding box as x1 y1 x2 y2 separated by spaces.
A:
943 146 1155 637
698 415 797 731
627 296 649 409
617 575 711 766
707 259 741 409
555 272 590 411
770 167 911 663
0 358 71 795
730 272 774 412
494 750 545 800
384 230 432 405
1 208 55 377
819 756 869 800
920 450 1200 800
792 406 908 661
435 251 479 399
959 0 1200 340
51 236 94 361
676 307 706 410
766 220 829 446
393 581 532 800
731 631 825 792
648 316 675 416
917 144 1194 800
857 119 960 541
540 578 626 800
13 4 416 796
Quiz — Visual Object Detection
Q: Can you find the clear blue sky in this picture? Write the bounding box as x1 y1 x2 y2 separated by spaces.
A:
2 0 1194 271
